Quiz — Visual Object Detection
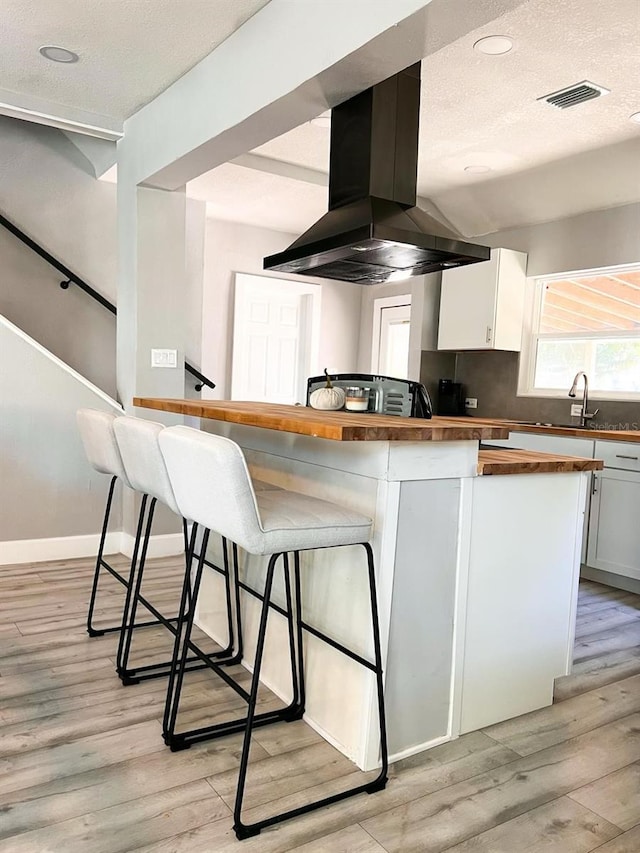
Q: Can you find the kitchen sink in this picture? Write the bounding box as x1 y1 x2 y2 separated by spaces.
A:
513 421 594 430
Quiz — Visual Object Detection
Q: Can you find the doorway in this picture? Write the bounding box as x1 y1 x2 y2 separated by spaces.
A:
231 273 321 404
371 294 412 378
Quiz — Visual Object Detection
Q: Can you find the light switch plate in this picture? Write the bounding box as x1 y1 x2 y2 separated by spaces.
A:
570 403 583 417
151 348 178 368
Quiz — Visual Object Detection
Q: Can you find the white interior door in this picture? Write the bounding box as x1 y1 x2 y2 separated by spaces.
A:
231 274 320 403
375 301 412 378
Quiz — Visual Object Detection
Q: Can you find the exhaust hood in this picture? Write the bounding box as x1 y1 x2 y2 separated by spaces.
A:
264 63 490 284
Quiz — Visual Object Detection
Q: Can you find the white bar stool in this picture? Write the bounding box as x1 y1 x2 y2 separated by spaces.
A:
112 415 241 684
76 408 163 637
158 424 388 840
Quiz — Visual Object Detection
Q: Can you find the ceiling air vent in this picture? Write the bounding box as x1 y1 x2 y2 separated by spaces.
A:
539 80 610 109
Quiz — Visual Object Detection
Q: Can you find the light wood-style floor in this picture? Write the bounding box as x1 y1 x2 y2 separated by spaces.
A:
0 554 639 852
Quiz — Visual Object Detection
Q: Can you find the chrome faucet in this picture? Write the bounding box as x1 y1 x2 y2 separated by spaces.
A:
568 372 599 427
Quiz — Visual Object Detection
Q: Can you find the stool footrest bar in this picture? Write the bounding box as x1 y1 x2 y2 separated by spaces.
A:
166 705 296 749
299 620 377 672
233 772 388 839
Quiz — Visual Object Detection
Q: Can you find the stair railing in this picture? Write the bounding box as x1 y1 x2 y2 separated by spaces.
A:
0 211 215 392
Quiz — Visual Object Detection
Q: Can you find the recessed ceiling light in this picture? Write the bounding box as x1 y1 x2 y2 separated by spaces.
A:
310 111 331 129
464 164 492 174
39 45 79 63
630 112 640 124
473 35 514 55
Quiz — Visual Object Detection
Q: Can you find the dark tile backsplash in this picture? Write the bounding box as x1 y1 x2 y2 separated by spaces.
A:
421 349 640 430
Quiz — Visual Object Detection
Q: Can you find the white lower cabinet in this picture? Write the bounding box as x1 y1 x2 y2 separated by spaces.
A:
493 433 640 582
587 466 640 581
484 431 595 563
459 472 586 733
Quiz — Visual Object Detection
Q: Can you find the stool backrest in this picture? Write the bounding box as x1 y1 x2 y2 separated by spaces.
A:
159 425 262 551
113 416 180 515
77 408 132 487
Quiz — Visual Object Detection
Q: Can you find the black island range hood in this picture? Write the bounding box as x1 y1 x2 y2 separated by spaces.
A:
264 63 490 284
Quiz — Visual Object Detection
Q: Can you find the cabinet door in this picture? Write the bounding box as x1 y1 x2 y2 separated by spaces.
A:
587 468 640 580
437 252 498 350
437 248 527 351
482 431 594 562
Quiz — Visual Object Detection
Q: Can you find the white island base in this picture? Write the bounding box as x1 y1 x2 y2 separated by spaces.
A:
191 422 589 772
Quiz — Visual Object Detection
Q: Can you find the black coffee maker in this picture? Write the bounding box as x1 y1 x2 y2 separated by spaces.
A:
437 379 466 416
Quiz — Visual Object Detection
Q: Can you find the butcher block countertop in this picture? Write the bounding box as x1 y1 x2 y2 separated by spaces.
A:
478 448 604 476
480 418 640 444
133 398 511 442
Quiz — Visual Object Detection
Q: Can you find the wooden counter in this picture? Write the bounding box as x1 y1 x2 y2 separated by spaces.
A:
478 448 604 476
133 398 511 442
478 418 640 444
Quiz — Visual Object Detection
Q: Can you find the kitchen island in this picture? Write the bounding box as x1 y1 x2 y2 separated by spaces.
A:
135 399 602 770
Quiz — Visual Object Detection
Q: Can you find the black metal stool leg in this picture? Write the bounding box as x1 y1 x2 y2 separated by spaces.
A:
233 553 280 838
363 541 389 791
117 497 157 682
163 522 199 739
231 542 244 661
219 537 239 661
164 528 209 746
113 494 149 675
281 554 304 719
233 543 388 839
86 475 117 636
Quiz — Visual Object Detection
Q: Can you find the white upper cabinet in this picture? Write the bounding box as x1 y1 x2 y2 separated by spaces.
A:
437 248 528 351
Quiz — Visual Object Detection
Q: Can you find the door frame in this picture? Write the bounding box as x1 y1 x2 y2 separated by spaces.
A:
371 293 412 375
231 272 322 403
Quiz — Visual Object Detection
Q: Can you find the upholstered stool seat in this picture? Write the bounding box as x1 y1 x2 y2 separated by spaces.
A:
254 489 372 553
158 425 388 840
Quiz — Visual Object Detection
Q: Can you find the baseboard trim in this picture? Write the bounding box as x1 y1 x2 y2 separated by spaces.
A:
0 532 122 566
389 734 452 765
0 531 185 566
119 532 184 559
581 565 640 595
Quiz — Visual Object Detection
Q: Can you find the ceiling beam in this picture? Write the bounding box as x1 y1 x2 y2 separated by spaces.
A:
0 87 122 141
121 0 531 189
230 153 328 187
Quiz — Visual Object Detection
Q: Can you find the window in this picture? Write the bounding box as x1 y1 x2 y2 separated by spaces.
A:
521 266 640 400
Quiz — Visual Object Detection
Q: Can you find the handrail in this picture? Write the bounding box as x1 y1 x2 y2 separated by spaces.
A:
0 211 215 391
184 362 214 392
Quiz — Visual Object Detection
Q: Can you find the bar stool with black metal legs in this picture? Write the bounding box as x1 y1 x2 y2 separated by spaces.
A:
158 425 388 840
112 415 242 685
77 408 163 638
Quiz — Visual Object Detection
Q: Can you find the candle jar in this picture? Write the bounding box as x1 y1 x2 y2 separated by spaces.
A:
344 387 371 412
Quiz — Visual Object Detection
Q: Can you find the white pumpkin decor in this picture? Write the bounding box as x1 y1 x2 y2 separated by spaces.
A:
309 369 345 410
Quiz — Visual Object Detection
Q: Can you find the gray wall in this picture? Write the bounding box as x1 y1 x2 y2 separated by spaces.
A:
0 118 119 397
421 203 640 424
0 317 122 542
453 350 640 428
0 228 118 399
0 118 118 302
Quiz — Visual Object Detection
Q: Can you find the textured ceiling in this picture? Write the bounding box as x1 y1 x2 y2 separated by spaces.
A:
192 0 640 236
0 0 271 119
189 163 328 235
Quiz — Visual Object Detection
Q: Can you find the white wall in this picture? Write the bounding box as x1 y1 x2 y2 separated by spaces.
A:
201 218 363 399
357 273 441 380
